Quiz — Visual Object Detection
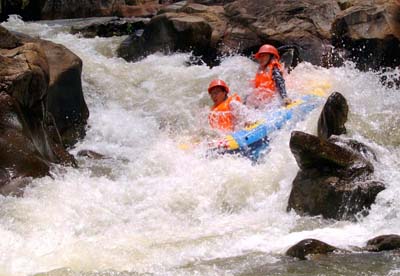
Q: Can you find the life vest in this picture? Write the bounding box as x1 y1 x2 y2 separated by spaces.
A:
253 59 283 101
208 93 241 132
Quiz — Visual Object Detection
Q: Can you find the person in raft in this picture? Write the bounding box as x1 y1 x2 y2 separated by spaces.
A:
246 44 292 108
208 79 254 132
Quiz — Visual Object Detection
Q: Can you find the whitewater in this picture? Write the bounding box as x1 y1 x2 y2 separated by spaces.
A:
0 16 400 276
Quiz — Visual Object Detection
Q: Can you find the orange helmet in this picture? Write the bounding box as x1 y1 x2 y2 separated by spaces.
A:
254 44 280 60
208 79 230 93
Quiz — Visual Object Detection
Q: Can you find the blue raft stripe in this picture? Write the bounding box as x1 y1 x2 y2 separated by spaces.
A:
226 95 321 156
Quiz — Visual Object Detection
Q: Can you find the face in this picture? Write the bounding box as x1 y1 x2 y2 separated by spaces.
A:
209 86 228 106
258 53 272 67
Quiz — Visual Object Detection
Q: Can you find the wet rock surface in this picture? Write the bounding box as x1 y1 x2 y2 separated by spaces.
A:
70 17 149 38
117 12 213 62
318 92 349 139
366 235 400 252
332 0 400 70
286 239 339 260
0 26 83 195
15 33 90 147
288 131 385 220
287 93 384 220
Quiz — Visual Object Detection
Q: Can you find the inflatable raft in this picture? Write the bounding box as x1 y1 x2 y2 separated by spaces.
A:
208 94 324 161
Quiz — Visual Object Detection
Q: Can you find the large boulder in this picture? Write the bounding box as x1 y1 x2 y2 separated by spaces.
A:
332 0 400 70
223 0 342 65
286 239 338 260
117 12 213 62
0 26 79 195
288 92 384 220
15 33 90 147
287 131 385 220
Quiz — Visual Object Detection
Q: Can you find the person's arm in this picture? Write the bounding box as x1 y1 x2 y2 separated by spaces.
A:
272 66 291 104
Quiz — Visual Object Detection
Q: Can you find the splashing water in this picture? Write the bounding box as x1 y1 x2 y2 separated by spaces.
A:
1 16 400 276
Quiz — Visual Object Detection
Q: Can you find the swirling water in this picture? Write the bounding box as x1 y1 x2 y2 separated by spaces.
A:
1 16 400 276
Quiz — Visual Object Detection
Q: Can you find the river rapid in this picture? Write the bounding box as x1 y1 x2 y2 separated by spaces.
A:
1 16 400 276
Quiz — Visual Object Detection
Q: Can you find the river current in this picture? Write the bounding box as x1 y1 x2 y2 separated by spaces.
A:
1 16 400 276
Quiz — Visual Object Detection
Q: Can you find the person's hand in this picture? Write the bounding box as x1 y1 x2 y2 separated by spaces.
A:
244 121 257 128
283 97 293 106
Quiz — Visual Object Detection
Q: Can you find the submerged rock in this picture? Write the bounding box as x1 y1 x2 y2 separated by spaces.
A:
286 239 338 260
77 150 108 160
288 131 385 220
366 235 400 252
318 92 348 139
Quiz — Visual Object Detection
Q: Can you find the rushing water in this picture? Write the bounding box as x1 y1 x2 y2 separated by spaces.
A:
1 15 400 276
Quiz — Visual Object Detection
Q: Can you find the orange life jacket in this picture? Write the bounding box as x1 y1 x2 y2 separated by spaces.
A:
253 59 283 101
208 93 241 132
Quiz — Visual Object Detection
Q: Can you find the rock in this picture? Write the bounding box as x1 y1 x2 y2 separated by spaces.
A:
366 235 400 252
287 131 385 220
223 0 342 65
77 150 108 160
116 2 161 18
117 12 213 62
286 239 338 260
0 26 22 49
0 26 81 195
158 1 188 14
0 92 50 196
15 33 90 147
70 17 149 38
40 0 122 19
332 0 400 70
0 0 44 21
289 131 373 175
318 92 349 139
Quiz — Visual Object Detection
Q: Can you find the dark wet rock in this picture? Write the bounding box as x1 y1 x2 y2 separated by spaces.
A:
0 0 44 21
328 136 377 162
0 26 22 49
15 33 90 147
318 92 349 140
0 26 82 195
289 131 373 175
77 150 108 160
332 0 400 70
288 131 385 220
70 17 149 38
0 92 50 195
286 239 338 260
117 12 213 62
366 235 400 252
